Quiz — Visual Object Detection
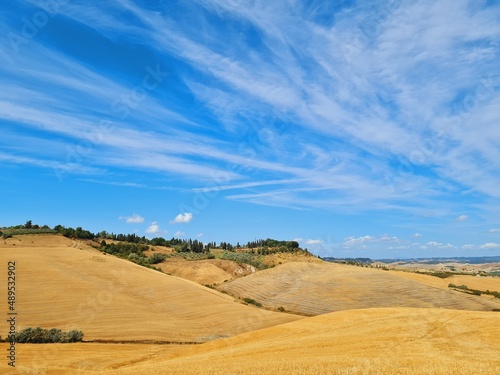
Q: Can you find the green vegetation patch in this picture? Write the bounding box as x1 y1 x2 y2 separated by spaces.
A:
217 251 268 270
243 298 262 307
448 283 500 298
14 327 84 343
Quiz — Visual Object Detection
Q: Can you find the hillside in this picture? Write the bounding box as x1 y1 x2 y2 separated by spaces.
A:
217 261 500 315
8 308 500 374
0 235 300 342
146 244 319 285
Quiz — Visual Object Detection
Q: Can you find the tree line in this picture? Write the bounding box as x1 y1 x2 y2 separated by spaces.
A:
5 221 306 255
246 238 299 250
12 327 84 343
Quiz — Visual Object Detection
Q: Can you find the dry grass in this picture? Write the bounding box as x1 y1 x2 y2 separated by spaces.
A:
144 246 318 285
218 262 500 315
445 274 500 291
392 270 500 292
103 307 500 375
0 235 300 343
156 258 255 285
4 308 499 374
2 235 499 375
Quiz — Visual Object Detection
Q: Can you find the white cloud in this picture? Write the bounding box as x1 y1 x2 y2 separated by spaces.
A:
388 245 409 250
462 244 475 249
426 241 442 247
171 212 193 224
343 235 401 247
175 231 185 237
119 213 144 224
412 233 423 238
456 215 469 222
45 0 497 212
379 235 399 242
343 235 375 247
424 241 454 249
488 228 500 233
196 233 203 238
305 239 322 245
480 242 500 249
145 221 160 234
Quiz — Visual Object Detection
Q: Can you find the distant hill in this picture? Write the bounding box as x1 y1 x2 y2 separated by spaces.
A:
323 256 500 264
217 261 500 315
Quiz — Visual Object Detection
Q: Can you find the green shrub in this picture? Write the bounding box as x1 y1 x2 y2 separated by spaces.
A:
149 253 167 264
217 251 268 270
243 298 262 307
16 327 84 343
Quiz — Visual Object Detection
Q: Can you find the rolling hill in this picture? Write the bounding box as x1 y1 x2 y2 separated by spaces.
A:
217 261 500 315
2 234 499 375
7 308 500 374
0 235 300 342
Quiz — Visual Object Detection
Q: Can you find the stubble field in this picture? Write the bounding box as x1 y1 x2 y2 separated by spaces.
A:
1 235 499 374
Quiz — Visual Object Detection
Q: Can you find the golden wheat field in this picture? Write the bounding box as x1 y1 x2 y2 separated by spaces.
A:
0 235 299 343
218 261 500 315
3 308 499 374
156 258 255 284
1 235 499 375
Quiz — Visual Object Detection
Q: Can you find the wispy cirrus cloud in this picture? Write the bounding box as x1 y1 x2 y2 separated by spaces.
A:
1 0 499 224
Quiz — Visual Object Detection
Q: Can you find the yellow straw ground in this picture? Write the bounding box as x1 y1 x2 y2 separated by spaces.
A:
0 235 299 343
4 308 499 375
1 235 499 374
218 261 500 315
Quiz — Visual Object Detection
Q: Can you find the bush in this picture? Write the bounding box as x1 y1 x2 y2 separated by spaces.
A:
243 298 262 307
429 271 456 279
149 253 167 264
218 251 268 270
102 242 149 256
16 327 84 343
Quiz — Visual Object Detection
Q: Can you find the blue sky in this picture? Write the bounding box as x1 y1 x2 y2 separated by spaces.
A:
1 0 500 259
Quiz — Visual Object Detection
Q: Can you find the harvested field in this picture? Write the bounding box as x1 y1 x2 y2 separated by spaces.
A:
218 261 500 315
5 308 499 375
0 235 300 343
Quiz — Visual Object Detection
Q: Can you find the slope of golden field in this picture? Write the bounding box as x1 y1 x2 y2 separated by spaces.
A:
445 274 500 291
6 308 499 375
156 258 256 285
0 235 300 342
392 269 500 291
218 261 500 315
144 245 319 285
